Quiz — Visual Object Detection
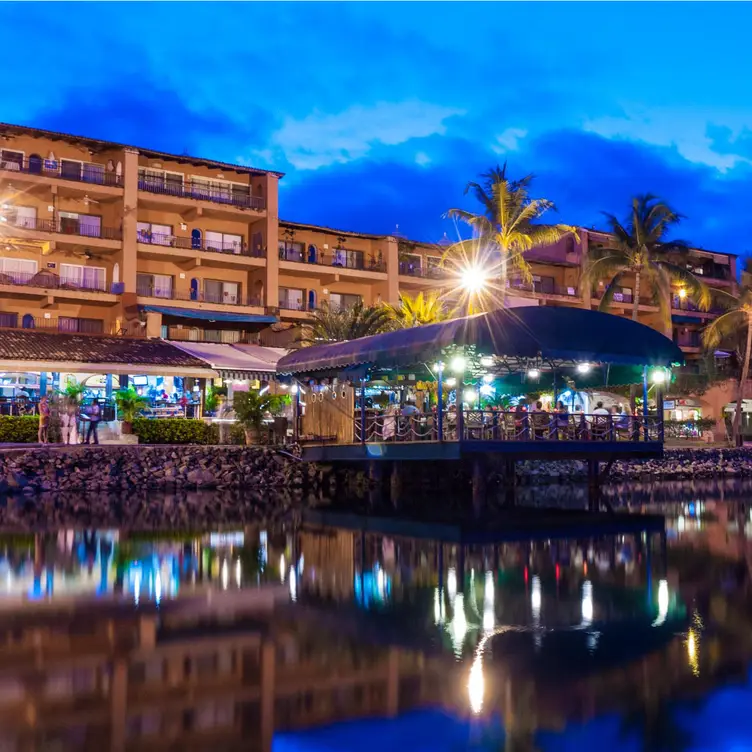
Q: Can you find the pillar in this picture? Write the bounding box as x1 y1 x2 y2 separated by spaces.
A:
39 372 47 396
642 365 649 441
145 311 162 339
121 148 139 295
437 363 444 441
384 236 400 304
262 174 280 308
105 374 113 400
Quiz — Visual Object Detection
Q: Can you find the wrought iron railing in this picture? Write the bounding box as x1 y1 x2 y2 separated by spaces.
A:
138 177 265 211
397 262 446 279
136 285 262 307
0 157 122 187
0 316 105 334
138 231 265 258
0 270 109 293
11 216 122 241
279 248 387 273
353 410 664 443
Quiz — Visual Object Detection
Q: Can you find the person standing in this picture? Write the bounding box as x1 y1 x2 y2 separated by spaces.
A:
37 395 50 444
85 401 101 445
67 402 79 445
60 401 71 445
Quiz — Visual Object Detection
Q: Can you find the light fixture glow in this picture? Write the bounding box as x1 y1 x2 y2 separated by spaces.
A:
576 362 591 374
678 288 687 299
446 377 457 387
432 362 444 373
460 265 488 294
651 369 667 384
468 657 485 714
581 580 593 624
480 356 494 367
447 567 457 600
482 373 494 383
290 384 299 394
463 389 478 403
450 356 466 373
527 368 540 380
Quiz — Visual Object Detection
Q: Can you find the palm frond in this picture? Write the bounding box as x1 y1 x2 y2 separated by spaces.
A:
702 309 747 349
658 261 712 311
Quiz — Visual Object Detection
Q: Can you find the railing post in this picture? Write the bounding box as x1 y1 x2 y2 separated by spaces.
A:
457 400 464 443
656 385 664 443
437 363 444 442
293 384 300 443
642 365 649 442
360 377 367 445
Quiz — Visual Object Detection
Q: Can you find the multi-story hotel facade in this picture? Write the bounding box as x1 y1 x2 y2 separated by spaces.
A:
0 122 738 369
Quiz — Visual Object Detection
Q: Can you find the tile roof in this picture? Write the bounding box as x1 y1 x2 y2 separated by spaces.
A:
0 330 209 368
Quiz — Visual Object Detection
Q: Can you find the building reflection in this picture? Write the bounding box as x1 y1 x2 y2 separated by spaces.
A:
0 501 746 749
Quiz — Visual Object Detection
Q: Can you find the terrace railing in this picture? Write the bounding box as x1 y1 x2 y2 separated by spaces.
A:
136 286 263 307
279 248 387 273
11 216 122 241
0 271 110 293
353 410 663 444
138 177 266 211
0 157 122 187
138 231 265 258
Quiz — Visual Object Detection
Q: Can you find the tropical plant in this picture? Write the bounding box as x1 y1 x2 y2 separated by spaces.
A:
701 286 752 445
583 194 710 334
60 377 86 404
446 163 577 296
298 300 390 345
233 390 289 443
385 291 452 328
114 386 149 433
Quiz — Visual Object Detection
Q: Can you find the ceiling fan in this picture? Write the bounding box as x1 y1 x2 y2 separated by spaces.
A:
69 248 106 261
72 194 100 208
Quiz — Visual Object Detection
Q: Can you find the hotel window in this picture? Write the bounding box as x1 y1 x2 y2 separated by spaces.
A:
279 287 305 310
533 275 555 294
58 317 104 334
613 286 633 303
332 248 364 270
137 222 172 245
59 159 105 184
204 279 239 305
205 231 243 254
0 313 18 328
278 240 305 262
191 176 250 205
138 168 184 195
60 264 106 291
58 212 102 238
399 253 422 275
0 150 23 169
14 206 36 229
329 292 361 310
137 273 173 299
0 257 37 283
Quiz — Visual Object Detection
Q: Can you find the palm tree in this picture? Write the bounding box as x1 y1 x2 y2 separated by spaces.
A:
385 291 452 328
298 300 390 345
446 164 577 296
702 286 752 446
584 195 710 335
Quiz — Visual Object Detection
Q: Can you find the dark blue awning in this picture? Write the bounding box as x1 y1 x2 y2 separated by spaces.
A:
140 305 277 324
277 306 685 376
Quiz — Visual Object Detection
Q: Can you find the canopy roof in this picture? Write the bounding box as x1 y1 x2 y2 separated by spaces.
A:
277 306 684 376
171 342 287 381
140 305 277 325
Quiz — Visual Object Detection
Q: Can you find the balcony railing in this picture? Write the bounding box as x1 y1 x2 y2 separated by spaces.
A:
278 299 315 312
0 157 122 187
9 216 122 241
138 177 265 211
508 279 580 298
279 248 387 273
164 326 258 344
136 286 262 307
0 316 105 334
398 262 445 279
138 232 265 258
0 271 109 293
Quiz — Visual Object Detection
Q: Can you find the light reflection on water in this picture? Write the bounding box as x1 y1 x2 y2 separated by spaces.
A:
0 480 748 750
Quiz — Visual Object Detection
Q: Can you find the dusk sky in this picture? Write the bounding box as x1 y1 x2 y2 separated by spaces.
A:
4 2 752 252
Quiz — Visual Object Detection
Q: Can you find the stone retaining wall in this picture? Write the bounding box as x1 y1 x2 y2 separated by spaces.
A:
0 446 327 495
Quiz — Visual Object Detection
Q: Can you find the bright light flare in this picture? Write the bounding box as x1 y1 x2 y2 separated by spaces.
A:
576 362 591 374
450 356 466 373
678 288 687 299
651 369 667 384
460 264 488 294
527 368 540 380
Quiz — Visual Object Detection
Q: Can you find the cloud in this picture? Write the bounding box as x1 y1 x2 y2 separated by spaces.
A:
271 101 464 170
491 128 528 155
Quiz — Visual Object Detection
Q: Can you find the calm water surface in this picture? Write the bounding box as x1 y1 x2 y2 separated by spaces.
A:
0 481 750 751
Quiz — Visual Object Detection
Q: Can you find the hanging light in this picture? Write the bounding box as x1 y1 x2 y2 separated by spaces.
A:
451 356 466 373
527 368 540 380
678 288 687 299
482 373 494 383
577 363 591 374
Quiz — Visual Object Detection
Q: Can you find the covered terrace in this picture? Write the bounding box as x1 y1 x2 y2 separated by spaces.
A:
276 306 684 463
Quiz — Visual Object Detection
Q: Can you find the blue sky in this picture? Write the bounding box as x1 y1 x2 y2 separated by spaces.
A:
4 2 752 252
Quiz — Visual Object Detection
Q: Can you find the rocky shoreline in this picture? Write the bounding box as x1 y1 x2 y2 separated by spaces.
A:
0 446 329 495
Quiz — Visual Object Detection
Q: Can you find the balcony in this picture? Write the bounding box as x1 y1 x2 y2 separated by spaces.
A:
398 261 445 279
0 156 122 188
0 270 112 295
136 286 262 308
7 216 122 243
163 326 258 344
138 177 265 211
509 279 580 299
0 316 105 334
279 248 386 274
137 231 264 258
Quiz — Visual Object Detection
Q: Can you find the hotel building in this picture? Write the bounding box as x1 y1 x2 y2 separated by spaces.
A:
0 122 737 361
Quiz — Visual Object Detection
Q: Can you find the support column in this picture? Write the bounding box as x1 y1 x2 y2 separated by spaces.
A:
293 384 300 442
262 174 280 309
384 236 400 304
105 374 113 400
360 377 367 445
121 148 139 295
642 365 649 441
437 363 444 441
39 372 47 396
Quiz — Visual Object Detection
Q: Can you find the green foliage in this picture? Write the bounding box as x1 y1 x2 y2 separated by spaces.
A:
132 418 214 444
233 390 289 436
204 387 219 415
385 291 452 328
114 387 149 423
0 415 42 443
60 377 86 404
298 300 391 344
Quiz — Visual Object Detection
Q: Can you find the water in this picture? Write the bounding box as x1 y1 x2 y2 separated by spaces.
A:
0 481 750 750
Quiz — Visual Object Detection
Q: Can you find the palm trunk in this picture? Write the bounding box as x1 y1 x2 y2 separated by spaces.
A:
632 269 641 321
732 316 752 446
501 251 508 305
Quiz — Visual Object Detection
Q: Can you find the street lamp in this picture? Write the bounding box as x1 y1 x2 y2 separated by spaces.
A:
651 369 667 384
451 356 466 373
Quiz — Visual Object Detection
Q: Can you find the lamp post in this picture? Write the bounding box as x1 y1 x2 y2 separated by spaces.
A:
435 362 444 442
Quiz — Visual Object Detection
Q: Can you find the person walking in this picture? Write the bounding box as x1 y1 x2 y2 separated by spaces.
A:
37 395 50 444
85 401 101 445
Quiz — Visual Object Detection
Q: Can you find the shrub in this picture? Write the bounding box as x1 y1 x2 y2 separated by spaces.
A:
0 415 41 443
132 418 214 445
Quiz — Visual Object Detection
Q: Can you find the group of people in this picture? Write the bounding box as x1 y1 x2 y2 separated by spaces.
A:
36 395 102 445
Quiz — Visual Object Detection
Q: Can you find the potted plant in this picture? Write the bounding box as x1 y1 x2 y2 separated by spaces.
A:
60 377 86 404
114 386 149 435
233 390 289 444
